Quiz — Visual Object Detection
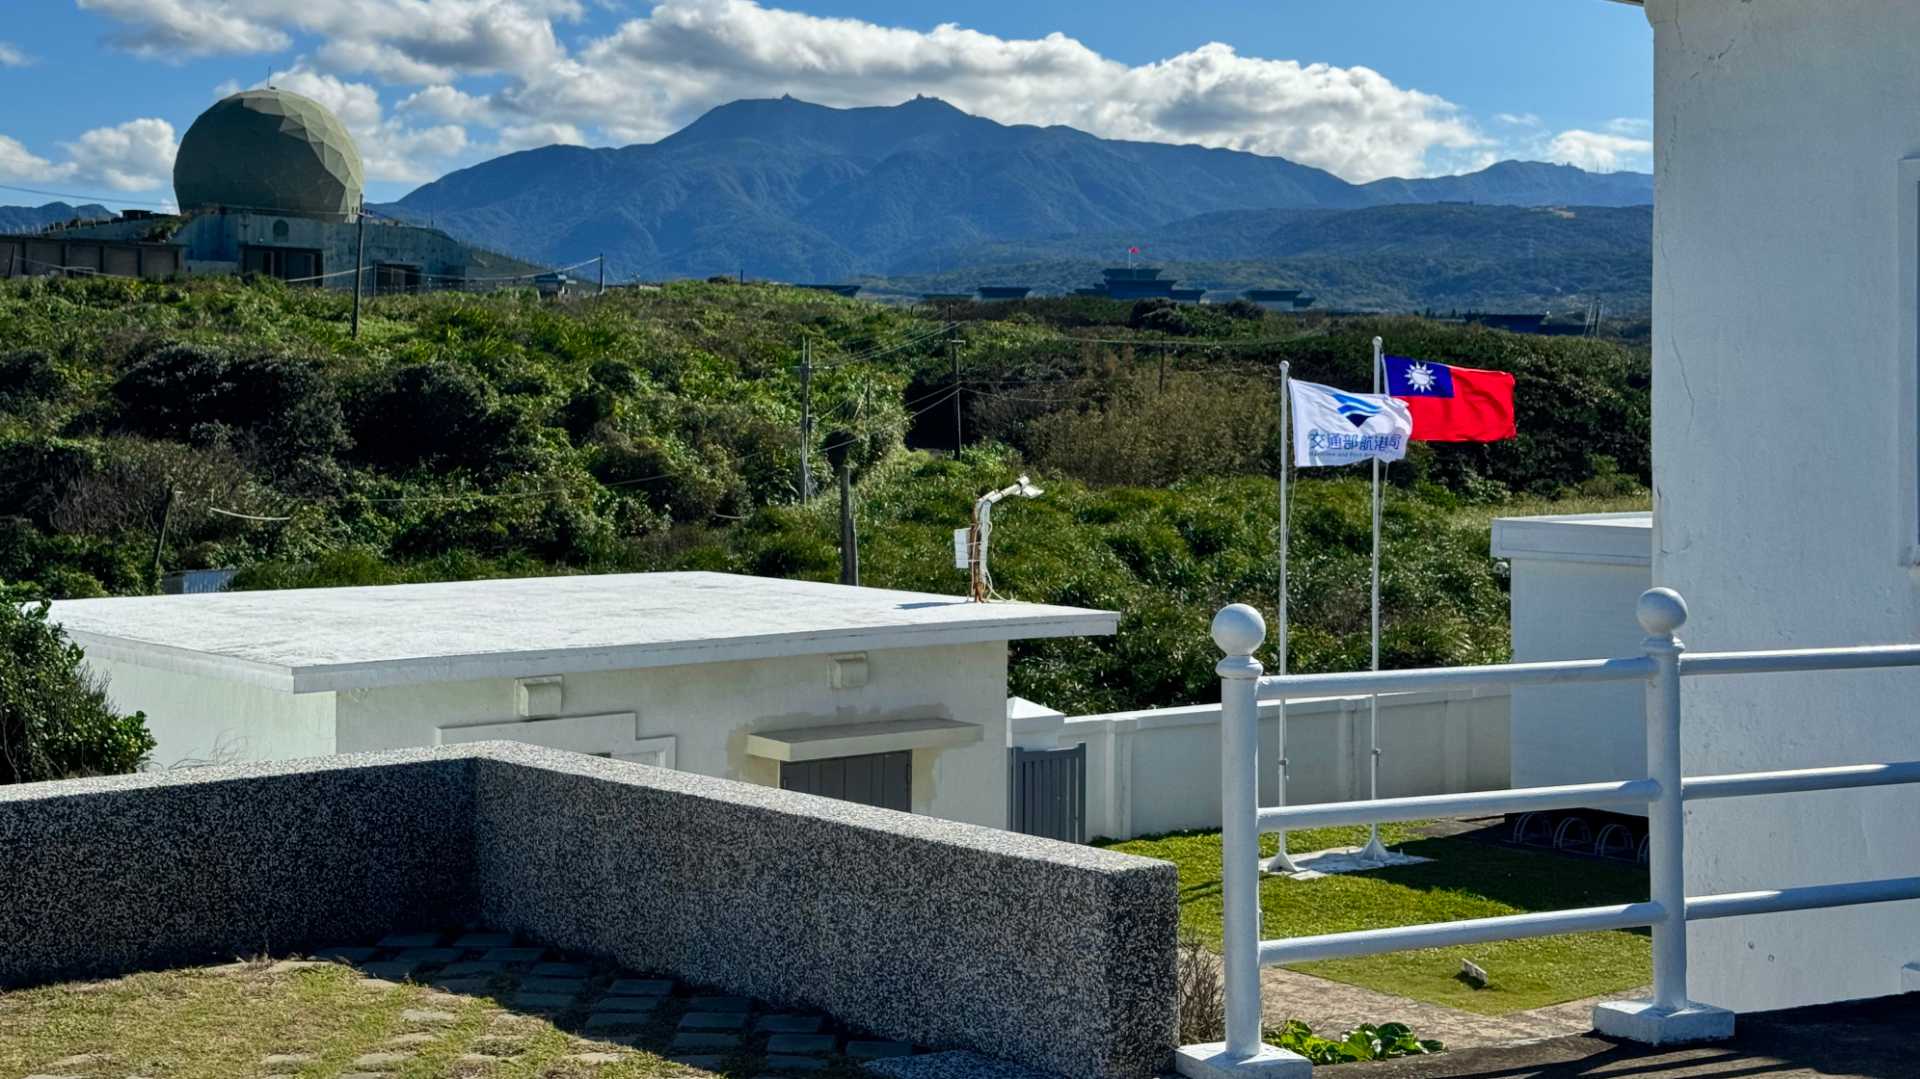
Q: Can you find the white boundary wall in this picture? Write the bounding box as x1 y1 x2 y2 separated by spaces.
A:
1027 690 1509 841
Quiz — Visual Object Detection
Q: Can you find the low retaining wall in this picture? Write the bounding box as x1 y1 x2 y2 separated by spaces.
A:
0 751 476 983
0 742 1176 1079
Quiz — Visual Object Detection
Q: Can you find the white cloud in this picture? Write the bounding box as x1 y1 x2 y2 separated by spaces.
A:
494 123 587 152
76 0 290 56
257 67 469 182
0 120 178 192
0 135 59 181
0 41 32 66
1546 128 1653 173
80 0 581 77
75 0 1495 183
1494 112 1540 128
61 118 180 190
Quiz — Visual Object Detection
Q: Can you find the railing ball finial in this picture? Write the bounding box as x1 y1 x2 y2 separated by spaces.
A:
1637 587 1689 638
1212 603 1268 657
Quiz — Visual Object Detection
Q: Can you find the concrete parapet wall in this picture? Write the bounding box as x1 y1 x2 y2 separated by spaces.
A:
0 751 476 985
0 743 1176 1079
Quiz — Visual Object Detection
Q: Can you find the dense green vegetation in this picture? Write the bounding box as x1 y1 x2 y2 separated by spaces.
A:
0 599 153 783
0 274 1648 716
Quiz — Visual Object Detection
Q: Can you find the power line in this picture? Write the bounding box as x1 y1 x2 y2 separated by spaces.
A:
0 182 176 209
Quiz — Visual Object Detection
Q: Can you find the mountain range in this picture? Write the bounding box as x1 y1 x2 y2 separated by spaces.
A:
0 201 115 234
378 96 1652 289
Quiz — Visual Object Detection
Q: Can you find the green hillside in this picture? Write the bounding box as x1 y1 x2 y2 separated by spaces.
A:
0 275 1648 713
868 204 1651 314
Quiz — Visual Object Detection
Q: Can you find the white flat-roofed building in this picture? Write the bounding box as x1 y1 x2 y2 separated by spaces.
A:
1492 512 1652 792
47 571 1117 830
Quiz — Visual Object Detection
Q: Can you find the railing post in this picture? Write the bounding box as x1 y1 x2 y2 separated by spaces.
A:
1593 588 1733 1045
1216 605 1265 1060
1178 606 1309 1079
1642 589 1689 1012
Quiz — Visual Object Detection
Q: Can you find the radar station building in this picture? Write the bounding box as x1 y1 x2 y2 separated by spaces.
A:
1 88 543 290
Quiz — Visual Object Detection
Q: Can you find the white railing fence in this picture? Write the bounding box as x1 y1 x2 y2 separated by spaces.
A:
1178 588 1920 1079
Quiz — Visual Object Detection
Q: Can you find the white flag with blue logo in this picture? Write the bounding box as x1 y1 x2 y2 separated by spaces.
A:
1289 379 1414 467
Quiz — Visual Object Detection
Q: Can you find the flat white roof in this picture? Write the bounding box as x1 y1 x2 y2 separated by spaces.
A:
1490 511 1652 567
47 571 1117 694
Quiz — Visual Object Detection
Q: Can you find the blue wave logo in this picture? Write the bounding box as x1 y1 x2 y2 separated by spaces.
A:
1331 390 1382 427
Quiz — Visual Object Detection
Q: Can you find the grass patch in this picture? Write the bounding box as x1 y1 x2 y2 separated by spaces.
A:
0 960 761 1079
1102 823 1651 1015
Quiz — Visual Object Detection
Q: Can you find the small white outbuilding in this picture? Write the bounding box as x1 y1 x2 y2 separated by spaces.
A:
48 571 1116 830
1492 511 1652 792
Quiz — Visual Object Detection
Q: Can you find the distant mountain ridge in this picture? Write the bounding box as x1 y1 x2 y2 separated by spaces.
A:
378 96 1651 284
0 201 117 235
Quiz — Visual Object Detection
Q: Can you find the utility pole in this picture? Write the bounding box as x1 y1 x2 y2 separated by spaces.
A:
949 326 962 455
598 253 606 296
150 486 177 590
350 212 366 339
799 338 814 504
826 430 859 586
1158 345 1167 394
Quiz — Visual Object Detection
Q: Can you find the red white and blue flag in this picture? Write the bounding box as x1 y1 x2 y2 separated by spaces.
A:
1384 356 1517 442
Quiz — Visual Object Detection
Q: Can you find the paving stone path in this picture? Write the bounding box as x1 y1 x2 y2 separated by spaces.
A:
1260 966 1646 1051
235 928 922 1075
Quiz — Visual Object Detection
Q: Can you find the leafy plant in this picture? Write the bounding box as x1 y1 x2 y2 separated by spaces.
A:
0 598 154 784
1266 1019 1443 1064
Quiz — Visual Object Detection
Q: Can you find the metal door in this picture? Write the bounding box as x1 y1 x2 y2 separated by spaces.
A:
780 751 911 812
1011 744 1087 843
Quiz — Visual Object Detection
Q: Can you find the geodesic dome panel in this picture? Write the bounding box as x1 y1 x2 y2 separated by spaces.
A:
173 89 365 222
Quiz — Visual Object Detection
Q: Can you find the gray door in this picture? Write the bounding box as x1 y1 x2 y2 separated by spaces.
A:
780 751 911 812
1011 744 1087 843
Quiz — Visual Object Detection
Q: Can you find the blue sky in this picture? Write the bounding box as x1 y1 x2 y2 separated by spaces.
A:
0 0 1652 210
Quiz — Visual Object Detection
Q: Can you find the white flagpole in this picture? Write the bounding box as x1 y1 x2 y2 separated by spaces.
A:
1360 336 1390 862
1265 361 1300 874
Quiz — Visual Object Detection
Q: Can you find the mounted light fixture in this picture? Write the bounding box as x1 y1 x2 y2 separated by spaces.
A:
955 474 1044 602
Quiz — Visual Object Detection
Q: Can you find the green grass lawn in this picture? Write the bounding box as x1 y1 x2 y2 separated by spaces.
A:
1101 823 1651 1016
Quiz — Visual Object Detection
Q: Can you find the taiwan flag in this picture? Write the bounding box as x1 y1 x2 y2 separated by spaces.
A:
1384 356 1517 442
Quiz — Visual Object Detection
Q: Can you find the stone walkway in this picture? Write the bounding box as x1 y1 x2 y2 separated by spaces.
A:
1259 966 1643 1051
12 928 919 1078
298 929 918 1075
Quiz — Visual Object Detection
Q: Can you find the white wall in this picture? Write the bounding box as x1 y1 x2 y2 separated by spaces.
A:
1647 0 1920 1013
91 656 336 768
1495 515 1653 791
333 642 1011 829
1059 690 1509 841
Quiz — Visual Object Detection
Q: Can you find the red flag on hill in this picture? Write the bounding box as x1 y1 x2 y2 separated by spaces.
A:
1383 356 1516 442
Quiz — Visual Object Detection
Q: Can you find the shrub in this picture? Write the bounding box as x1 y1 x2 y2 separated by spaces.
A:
1175 929 1226 1045
346 363 532 477
0 599 154 783
1024 372 1279 488
111 343 347 481
0 349 68 413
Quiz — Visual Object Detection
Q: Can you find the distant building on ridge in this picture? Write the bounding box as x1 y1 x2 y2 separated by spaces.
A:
1074 266 1205 302
1 88 545 290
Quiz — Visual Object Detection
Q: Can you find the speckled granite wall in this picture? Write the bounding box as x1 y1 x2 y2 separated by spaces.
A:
471 745 1178 1079
0 750 476 987
0 742 1177 1079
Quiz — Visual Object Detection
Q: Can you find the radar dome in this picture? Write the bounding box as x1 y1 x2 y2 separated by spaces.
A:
173 88 364 222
